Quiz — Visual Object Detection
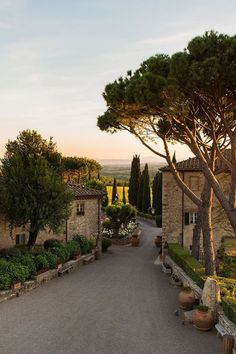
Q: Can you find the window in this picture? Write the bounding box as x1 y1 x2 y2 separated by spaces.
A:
185 212 197 225
77 203 85 215
16 234 26 245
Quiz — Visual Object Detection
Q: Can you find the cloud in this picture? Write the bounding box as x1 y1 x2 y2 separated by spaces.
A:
0 0 25 9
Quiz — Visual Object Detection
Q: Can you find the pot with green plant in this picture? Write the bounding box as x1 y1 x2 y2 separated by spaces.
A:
193 305 214 331
178 286 195 310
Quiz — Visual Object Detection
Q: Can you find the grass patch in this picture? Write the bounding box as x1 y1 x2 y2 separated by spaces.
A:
106 186 129 204
222 297 236 325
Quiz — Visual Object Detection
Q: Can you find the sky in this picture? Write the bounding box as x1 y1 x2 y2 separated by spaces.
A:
0 0 235 162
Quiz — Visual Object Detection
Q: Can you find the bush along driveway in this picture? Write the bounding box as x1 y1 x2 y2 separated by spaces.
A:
0 221 220 354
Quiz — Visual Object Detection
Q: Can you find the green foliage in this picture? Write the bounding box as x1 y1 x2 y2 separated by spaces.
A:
222 297 236 325
122 185 126 204
102 237 112 252
137 212 155 220
197 305 209 312
112 178 118 204
34 254 49 271
15 254 36 276
72 235 89 254
102 219 112 229
141 164 151 213
44 252 59 269
0 130 73 248
0 259 29 289
0 248 21 260
152 172 162 215
88 237 96 252
85 178 106 192
168 243 205 288
50 247 67 263
105 203 136 238
66 241 81 258
44 239 62 250
128 155 141 207
156 215 162 228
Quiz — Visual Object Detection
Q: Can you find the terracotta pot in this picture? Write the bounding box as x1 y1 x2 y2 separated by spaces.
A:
11 282 22 291
131 235 140 247
155 236 162 247
178 287 195 310
193 309 214 331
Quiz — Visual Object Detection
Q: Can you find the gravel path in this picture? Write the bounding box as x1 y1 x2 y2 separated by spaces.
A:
0 221 221 354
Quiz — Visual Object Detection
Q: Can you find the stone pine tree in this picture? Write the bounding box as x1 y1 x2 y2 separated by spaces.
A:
122 185 126 204
152 172 162 215
128 155 141 207
142 164 151 213
112 178 118 204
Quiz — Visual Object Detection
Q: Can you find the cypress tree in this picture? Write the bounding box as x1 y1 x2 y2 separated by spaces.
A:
137 173 144 212
122 185 126 204
142 163 151 213
112 178 118 204
152 172 162 215
128 155 141 207
172 151 177 164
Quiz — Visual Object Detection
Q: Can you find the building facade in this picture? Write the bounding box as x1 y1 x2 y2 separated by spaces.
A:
161 157 233 253
0 183 104 249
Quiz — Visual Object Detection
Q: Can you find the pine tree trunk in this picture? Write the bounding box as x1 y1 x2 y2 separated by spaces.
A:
201 181 216 276
192 205 202 259
27 230 38 251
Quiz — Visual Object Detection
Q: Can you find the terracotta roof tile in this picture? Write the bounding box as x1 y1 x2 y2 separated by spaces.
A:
67 182 105 198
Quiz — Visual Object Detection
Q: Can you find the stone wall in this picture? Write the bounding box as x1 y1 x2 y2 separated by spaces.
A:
0 198 100 248
162 170 233 252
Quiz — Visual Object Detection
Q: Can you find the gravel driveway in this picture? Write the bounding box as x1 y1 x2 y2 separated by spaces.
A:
0 221 221 354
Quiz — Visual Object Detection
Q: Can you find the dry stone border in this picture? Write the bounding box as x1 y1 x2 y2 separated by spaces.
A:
0 253 95 305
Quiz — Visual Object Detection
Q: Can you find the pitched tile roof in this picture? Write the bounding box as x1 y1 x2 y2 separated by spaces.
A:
67 182 105 198
160 150 231 172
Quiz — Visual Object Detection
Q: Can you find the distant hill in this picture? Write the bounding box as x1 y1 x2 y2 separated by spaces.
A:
101 161 165 181
98 156 164 166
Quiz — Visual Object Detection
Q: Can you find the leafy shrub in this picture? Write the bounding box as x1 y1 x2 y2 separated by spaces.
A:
168 243 205 288
66 241 81 258
137 212 155 220
44 252 59 269
34 254 49 272
44 239 62 250
0 259 29 289
15 254 36 276
102 219 112 229
102 237 112 252
88 237 96 252
50 247 67 263
0 248 21 260
72 235 89 255
222 297 236 325
156 215 162 228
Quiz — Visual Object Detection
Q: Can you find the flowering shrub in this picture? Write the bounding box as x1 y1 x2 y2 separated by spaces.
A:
102 220 136 239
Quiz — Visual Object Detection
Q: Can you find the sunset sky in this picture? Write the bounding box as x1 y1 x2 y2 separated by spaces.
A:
0 0 235 162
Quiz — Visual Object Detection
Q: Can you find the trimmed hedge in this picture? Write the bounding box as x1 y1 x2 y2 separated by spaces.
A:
155 215 162 228
72 235 89 255
102 237 112 252
168 243 205 288
137 212 155 220
222 297 236 325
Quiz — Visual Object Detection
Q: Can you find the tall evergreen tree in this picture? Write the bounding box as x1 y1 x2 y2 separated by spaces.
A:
172 152 177 164
122 185 126 204
128 155 141 207
142 164 151 213
137 173 144 212
112 178 118 204
152 172 162 215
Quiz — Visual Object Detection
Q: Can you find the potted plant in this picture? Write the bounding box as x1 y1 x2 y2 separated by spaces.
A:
131 233 139 247
154 235 162 247
178 286 195 310
193 305 214 331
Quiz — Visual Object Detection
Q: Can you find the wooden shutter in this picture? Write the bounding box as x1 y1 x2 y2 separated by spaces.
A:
184 212 190 225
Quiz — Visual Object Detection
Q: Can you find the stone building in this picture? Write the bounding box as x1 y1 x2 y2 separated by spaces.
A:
0 182 104 249
160 156 233 253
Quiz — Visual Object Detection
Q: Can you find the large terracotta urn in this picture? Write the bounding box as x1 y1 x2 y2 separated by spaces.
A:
154 236 162 247
193 306 214 331
178 286 195 310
